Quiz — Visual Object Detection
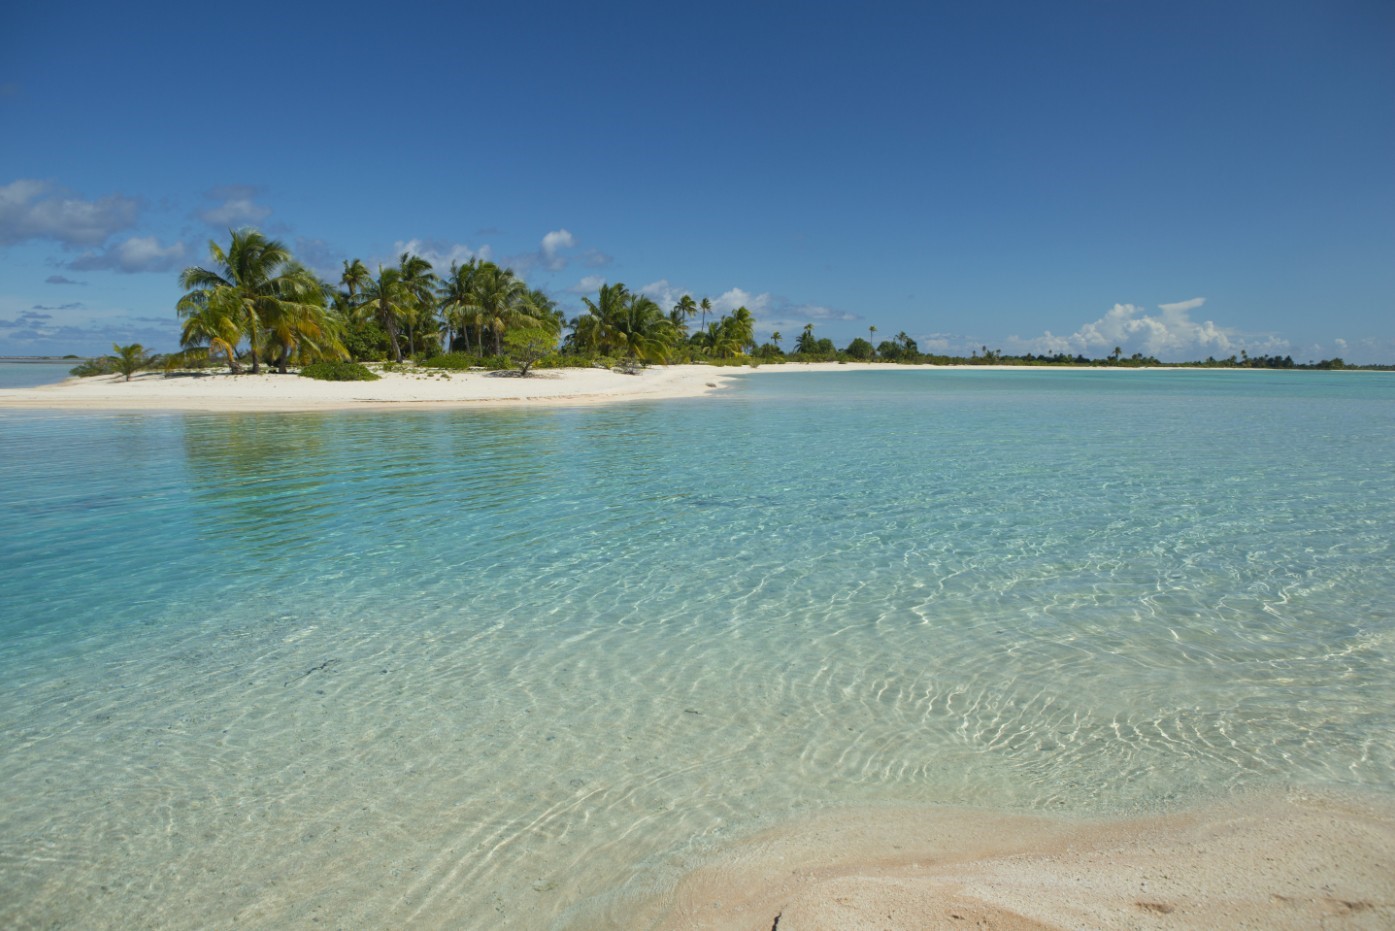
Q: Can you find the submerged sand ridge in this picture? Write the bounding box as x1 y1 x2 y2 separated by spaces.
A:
0 364 736 411
618 791 1395 930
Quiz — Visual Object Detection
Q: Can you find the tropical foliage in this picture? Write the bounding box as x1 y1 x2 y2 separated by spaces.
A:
111 343 155 381
164 227 1372 374
178 229 343 373
299 360 380 381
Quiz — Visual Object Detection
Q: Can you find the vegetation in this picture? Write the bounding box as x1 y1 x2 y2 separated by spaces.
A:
111 343 156 381
178 229 342 374
300 361 380 381
152 227 1388 375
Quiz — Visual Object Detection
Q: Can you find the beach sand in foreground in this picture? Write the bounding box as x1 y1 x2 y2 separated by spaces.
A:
0 364 736 412
620 790 1394 930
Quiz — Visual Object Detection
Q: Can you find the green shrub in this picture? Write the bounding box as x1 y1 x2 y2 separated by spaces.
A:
299 361 380 381
69 357 115 377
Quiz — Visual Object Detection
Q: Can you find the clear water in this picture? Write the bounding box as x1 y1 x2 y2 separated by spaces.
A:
2 369 1393 928
0 361 76 389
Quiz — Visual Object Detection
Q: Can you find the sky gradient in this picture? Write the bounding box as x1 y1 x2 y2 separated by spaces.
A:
2 0 1392 362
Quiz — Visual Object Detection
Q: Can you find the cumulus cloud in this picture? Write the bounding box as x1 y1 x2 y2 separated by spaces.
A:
637 278 688 309
197 185 272 227
539 229 575 270
710 287 772 316
1006 298 1251 361
45 274 84 285
68 235 187 273
0 179 139 247
568 274 607 295
390 238 491 270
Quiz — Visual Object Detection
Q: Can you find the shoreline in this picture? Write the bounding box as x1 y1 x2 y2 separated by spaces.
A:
2 360 1379 414
0 364 737 412
619 788 1395 930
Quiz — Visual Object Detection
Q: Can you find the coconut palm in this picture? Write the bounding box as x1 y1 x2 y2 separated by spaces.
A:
263 264 343 372
439 259 481 353
341 259 371 303
357 265 415 362
177 288 243 372
111 343 155 381
465 262 535 356
397 252 438 358
699 297 712 331
577 283 677 363
725 305 756 352
178 229 324 374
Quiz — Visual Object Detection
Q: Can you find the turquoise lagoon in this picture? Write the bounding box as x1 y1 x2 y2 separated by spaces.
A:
1 368 1393 927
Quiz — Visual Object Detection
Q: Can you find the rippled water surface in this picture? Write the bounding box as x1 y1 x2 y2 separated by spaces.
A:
2 369 1393 928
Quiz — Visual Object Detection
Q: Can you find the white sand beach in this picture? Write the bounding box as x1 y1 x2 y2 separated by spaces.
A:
639 790 1395 930
0 364 737 412
2 361 1344 414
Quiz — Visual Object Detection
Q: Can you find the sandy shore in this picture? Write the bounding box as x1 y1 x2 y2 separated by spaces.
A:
632 789 1395 930
0 364 736 412
3 360 1354 413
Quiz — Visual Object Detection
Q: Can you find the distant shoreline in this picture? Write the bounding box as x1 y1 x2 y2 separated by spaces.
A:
0 361 1387 414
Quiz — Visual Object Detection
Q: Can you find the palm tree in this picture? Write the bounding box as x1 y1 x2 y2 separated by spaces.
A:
111 343 154 381
725 306 756 353
397 252 438 358
577 283 677 364
178 229 323 375
439 259 481 353
357 265 414 362
462 262 541 356
699 297 712 331
771 330 782 351
670 294 698 340
869 325 877 359
263 264 343 372
341 259 371 304
177 288 243 372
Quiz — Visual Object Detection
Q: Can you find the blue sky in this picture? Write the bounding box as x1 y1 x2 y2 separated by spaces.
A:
2 0 1392 362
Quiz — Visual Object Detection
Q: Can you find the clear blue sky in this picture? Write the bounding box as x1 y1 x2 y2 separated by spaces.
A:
2 0 1392 362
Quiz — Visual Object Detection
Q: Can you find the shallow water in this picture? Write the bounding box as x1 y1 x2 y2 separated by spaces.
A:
1 369 1392 928
0 361 76 389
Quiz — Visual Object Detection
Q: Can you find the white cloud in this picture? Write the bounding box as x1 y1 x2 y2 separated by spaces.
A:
540 229 575 270
568 274 607 295
638 278 688 309
197 185 272 227
0 179 139 247
1006 298 1249 361
711 287 772 315
391 238 491 270
68 235 187 274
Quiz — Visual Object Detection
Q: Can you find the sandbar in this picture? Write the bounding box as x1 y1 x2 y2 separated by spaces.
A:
0 364 736 412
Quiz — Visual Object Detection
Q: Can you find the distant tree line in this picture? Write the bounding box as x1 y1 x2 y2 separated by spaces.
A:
60 228 1391 377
